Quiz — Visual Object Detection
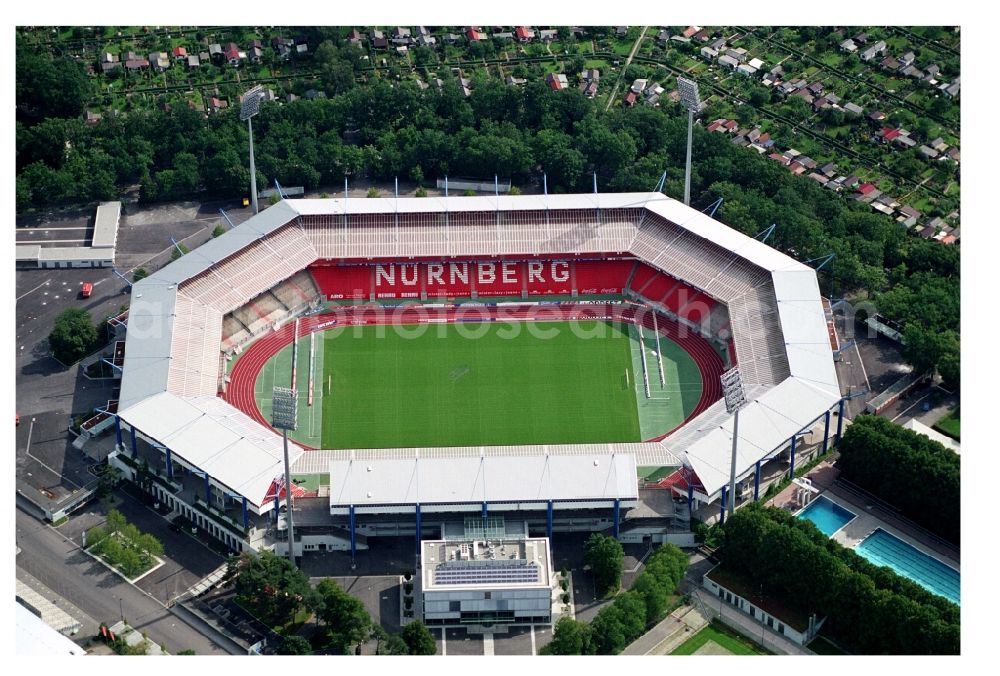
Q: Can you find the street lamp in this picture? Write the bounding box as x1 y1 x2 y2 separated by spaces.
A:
677 77 702 207
240 85 265 215
271 386 298 568
721 367 748 517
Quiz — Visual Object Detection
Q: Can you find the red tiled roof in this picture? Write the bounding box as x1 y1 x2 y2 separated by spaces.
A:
515 26 531 39
858 182 876 194
881 127 901 141
173 46 186 57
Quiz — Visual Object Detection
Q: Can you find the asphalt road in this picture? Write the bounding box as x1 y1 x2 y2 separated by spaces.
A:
15 502 233 655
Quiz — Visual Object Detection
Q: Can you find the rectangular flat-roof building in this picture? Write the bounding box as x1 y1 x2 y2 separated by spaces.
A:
421 536 554 628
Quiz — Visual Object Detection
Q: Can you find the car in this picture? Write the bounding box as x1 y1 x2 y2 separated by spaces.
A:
15 413 20 426
80 282 93 298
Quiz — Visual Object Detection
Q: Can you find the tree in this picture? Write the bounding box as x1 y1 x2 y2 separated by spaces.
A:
367 187 380 198
315 578 372 654
49 308 97 364
584 533 624 597
378 634 409 655
542 617 592 655
96 463 121 498
401 620 437 655
16 47 91 123
212 225 226 238
132 268 149 283
223 551 316 628
278 634 313 655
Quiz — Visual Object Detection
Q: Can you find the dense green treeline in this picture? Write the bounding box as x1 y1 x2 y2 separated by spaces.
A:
542 542 688 655
837 415 960 544
718 504 959 655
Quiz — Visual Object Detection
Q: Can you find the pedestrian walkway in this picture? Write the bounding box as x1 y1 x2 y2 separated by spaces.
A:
621 605 708 655
16 576 84 636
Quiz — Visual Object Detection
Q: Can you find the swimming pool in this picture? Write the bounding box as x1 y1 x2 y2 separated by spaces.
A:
855 529 960 606
796 496 857 536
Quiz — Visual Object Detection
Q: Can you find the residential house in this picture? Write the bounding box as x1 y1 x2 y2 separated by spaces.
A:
859 40 887 62
943 81 960 98
924 64 941 80
900 50 916 67
929 137 948 152
788 160 806 175
392 27 412 43
296 43 308 57
737 63 758 76
125 54 149 71
85 110 102 125
919 145 939 159
692 29 711 42
630 78 648 94
706 119 726 133
853 32 869 44
370 29 388 49
209 43 224 63
624 91 638 107
416 33 437 47
746 128 762 143
546 72 569 91
868 110 887 121
722 119 739 133
515 26 535 42
807 81 824 95
460 77 472 98
682 26 700 39
798 156 818 170
748 57 764 70
918 225 937 239
198 51 210 64
791 89 815 105
880 56 901 71
465 27 485 42
101 54 121 73
903 63 923 76
273 38 291 60
896 205 921 227
710 37 727 51
505 75 527 87
843 102 864 116
493 32 514 41
718 54 739 70
616 26 629 36
840 38 857 52
150 52 170 72
701 46 718 60
395 45 408 55
442 32 461 45
582 69 600 82
896 135 917 148
811 97 830 111
582 81 599 98
539 29 558 41
643 82 664 98
347 29 363 45
856 183 880 202
768 152 790 165
825 93 840 105
224 43 242 66
880 127 902 143
945 147 960 162
819 162 838 177
248 45 263 63
172 46 187 61
304 89 326 100
807 172 829 184
728 47 748 62
187 54 201 69
209 97 228 114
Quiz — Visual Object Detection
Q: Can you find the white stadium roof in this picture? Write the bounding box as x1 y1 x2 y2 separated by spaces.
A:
118 192 839 505
328 453 638 508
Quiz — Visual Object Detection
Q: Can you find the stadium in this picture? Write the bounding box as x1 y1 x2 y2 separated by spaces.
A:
109 192 842 561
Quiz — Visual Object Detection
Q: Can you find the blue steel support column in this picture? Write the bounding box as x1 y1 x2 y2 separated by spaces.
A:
789 436 797 479
242 497 249 529
164 447 173 481
612 499 620 538
687 484 694 516
414 504 422 561
204 472 211 503
349 505 357 561
114 416 123 447
836 398 845 442
482 501 488 532
129 426 137 457
753 461 761 501
546 501 554 540
719 486 727 524
822 410 831 454
273 494 279 523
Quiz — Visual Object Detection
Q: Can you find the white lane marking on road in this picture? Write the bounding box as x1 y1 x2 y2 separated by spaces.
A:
16 278 52 302
483 632 494 656
440 628 446 656
530 625 537 655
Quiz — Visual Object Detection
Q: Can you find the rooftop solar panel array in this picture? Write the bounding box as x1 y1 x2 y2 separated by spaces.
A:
433 560 541 586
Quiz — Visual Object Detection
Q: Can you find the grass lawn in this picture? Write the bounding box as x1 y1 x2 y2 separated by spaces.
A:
317 320 640 449
933 408 960 441
671 621 767 655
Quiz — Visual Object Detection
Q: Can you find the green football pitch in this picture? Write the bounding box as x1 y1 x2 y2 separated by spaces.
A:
251 319 703 449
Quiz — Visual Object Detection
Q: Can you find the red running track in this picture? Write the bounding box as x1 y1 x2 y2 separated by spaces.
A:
222 303 725 449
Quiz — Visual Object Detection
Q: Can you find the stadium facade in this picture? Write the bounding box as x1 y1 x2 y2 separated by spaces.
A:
109 192 842 558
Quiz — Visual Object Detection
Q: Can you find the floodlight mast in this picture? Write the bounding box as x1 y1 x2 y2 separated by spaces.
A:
271 386 298 567
721 367 748 518
677 77 701 207
240 86 265 216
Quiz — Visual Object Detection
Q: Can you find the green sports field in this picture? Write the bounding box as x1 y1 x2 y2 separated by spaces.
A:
251 318 703 449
